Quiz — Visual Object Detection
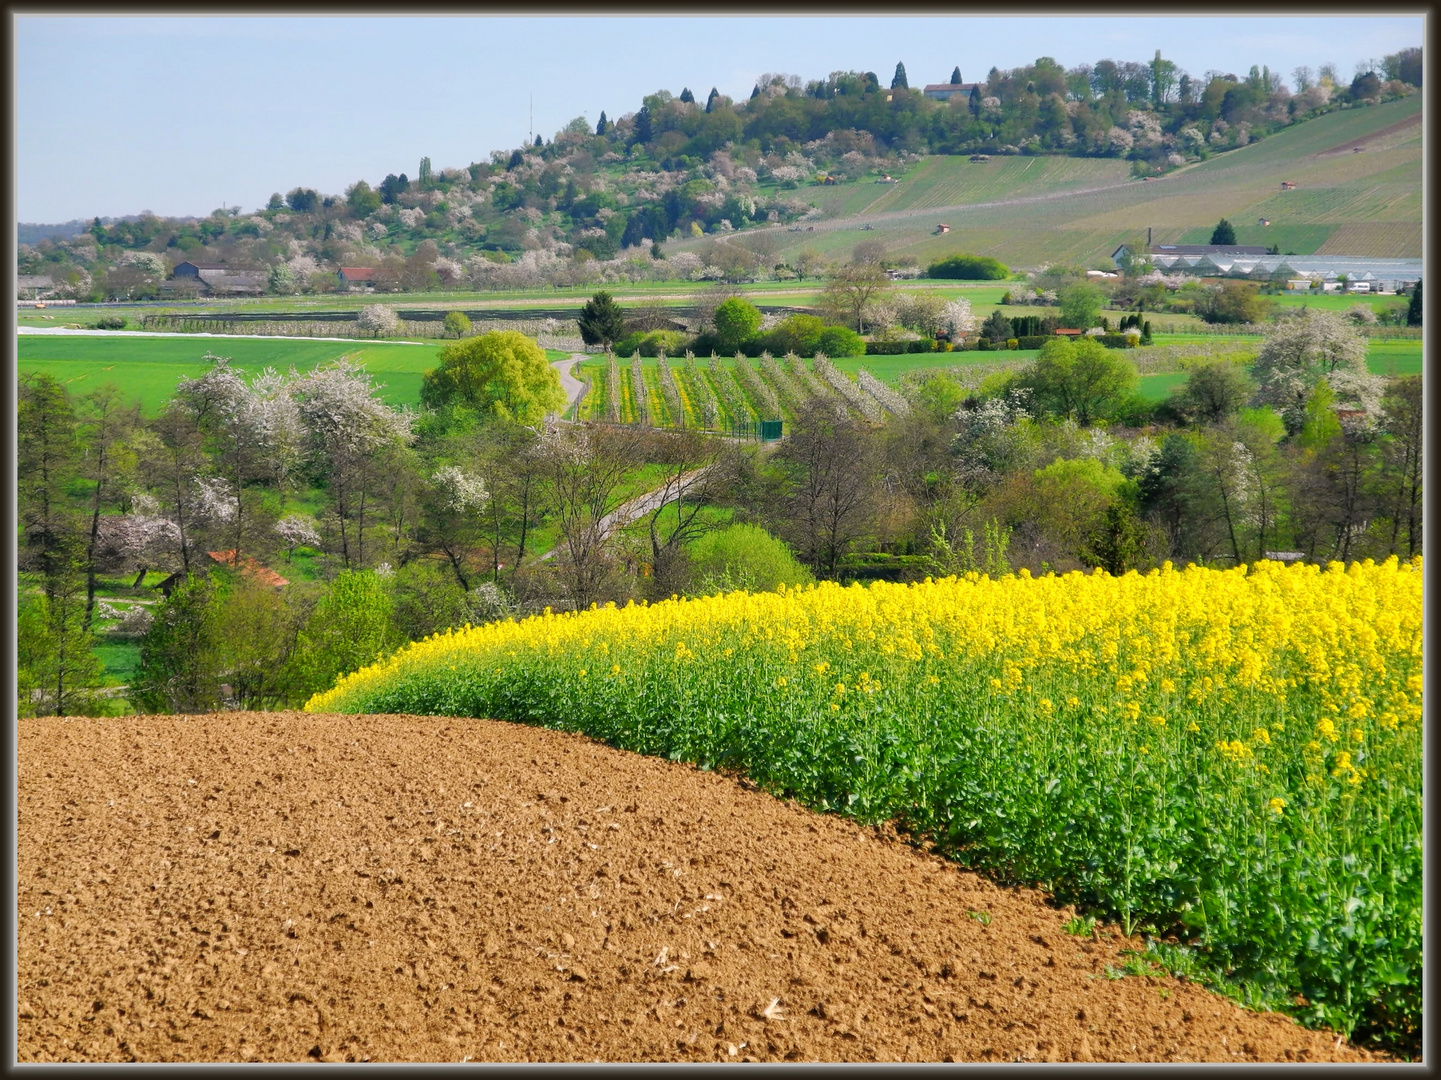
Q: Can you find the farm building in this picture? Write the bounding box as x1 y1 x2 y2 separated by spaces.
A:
922 82 980 101
338 266 380 290
935 224 951 234
17 274 54 299
170 261 265 296
1281 181 1297 190
206 550 289 589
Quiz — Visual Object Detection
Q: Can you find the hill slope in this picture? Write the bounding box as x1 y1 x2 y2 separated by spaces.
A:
667 96 1421 269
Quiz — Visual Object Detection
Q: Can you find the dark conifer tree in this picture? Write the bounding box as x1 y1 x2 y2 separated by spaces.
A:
679 87 695 104
596 111 608 136
705 87 720 112
1407 279 1422 326
951 66 963 85
1209 218 1237 245
892 62 909 90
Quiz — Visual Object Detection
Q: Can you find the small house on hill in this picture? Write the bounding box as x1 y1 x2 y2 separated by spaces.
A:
935 223 951 234
922 82 980 102
1281 181 1297 190
338 266 380 290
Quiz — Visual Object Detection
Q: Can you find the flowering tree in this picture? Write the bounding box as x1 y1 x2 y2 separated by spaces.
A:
274 514 322 562
1251 310 1379 431
357 304 401 338
290 359 414 567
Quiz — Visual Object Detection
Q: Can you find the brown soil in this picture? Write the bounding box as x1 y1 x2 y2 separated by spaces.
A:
19 713 1383 1063
1313 110 1422 156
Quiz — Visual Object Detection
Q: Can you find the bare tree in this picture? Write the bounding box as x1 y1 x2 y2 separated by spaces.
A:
1376 376 1422 558
820 262 894 333
632 429 729 597
537 422 645 609
771 401 880 577
76 386 141 628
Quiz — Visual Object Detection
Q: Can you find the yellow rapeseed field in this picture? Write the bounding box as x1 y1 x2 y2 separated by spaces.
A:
308 557 1422 1042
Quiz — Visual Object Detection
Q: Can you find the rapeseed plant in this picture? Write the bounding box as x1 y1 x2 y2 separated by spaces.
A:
308 556 1421 1047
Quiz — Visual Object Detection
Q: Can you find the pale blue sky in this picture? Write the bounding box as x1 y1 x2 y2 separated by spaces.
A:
14 14 1425 223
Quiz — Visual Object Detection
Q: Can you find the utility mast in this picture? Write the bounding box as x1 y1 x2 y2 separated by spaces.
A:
529 95 533 146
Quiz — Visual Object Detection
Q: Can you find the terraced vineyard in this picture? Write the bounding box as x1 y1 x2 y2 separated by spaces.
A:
668 95 1422 267
578 353 903 429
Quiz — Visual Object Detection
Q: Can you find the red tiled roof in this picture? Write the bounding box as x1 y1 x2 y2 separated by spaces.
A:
1054 328 1084 335
339 266 379 280
206 550 289 588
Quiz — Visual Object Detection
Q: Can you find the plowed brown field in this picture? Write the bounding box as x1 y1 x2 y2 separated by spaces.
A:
18 712 1383 1063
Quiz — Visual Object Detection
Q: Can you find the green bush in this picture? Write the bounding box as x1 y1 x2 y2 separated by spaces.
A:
687 524 813 595
614 329 693 357
927 254 1010 280
816 325 865 357
763 313 827 357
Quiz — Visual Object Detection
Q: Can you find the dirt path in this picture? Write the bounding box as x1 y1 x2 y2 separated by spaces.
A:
16 326 434 345
18 712 1382 1064
551 355 588 415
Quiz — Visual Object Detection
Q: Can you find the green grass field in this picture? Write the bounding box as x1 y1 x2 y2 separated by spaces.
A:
662 95 1422 269
17 336 572 413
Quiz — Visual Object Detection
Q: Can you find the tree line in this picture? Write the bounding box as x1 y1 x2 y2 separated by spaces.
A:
17 304 1419 717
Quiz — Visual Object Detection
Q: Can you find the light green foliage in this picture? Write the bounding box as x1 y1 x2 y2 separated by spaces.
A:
815 325 865 358
1058 281 1105 330
927 254 1009 280
293 570 399 699
765 313 827 357
442 311 472 338
420 330 566 422
1022 337 1139 425
687 524 814 595
132 574 226 715
17 586 104 717
712 297 763 353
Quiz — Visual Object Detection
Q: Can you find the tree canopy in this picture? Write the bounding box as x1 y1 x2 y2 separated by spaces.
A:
1209 218 1237 245
1021 336 1138 425
578 290 626 347
712 297 763 353
420 330 566 423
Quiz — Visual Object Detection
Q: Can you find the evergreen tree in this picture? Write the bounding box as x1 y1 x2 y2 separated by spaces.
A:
633 105 652 143
864 72 880 93
750 84 761 100
418 155 432 187
595 110 608 136
1210 218 1237 245
679 87 695 104
534 134 544 148
1407 279 1422 326
892 62 909 90
969 83 983 115
577 290 626 348
705 87 720 113
507 149 523 169
18 373 82 598
132 573 225 715
951 66 963 85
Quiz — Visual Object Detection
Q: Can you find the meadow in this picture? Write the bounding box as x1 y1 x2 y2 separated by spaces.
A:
306 557 1423 1049
16 336 571 414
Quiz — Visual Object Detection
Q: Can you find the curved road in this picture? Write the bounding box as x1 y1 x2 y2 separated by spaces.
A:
551 354 589 417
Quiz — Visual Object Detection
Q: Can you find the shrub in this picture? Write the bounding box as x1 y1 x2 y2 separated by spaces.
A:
687 524 813 595
816 325 865 357
927 254 1010 280
93 315 126 330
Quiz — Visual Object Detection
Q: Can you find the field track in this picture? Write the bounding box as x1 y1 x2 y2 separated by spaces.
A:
18 712 1383 1063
